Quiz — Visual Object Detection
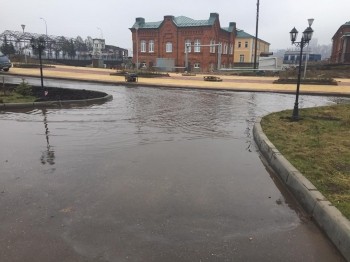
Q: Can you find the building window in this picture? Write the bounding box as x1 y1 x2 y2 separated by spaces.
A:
238 41 241 48
149 40 154 53
194 63 200 69
166 42 172 53
223 43 228 54
229 43 233 54
210 40 216 53
194 39 201 53
185 39 191 53
245 41 248 48
141 40 146 53
240 55 244 62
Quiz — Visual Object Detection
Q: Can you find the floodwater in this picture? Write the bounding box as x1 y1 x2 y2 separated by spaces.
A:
0 77 347 261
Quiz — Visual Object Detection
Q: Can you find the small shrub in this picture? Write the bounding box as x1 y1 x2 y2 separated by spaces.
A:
15 79 32 96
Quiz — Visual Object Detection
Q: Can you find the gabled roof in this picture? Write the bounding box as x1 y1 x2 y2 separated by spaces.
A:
131 13 236 33
131 15 215 29
236 29 270 45
236 29 254 38
173 16 214 27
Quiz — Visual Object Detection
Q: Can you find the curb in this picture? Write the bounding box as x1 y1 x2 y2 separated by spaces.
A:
0 94 113 110
253 117 350 261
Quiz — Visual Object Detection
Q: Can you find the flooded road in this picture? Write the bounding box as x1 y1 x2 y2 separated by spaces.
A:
0 77 346 261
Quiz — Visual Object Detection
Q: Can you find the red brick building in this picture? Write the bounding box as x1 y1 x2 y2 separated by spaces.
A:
331 21 350 63
130 13 236 72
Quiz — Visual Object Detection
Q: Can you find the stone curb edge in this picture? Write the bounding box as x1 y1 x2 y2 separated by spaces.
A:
0 94 113 110
253 117 350 261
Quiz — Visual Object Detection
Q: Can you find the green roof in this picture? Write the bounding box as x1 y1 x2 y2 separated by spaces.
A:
131 13 235 32
344 21 350 26
236 30 254 38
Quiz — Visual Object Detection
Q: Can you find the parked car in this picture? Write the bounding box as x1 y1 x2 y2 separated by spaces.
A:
0 51 12 71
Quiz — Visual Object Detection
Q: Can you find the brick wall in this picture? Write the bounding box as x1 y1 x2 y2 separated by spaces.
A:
131 15 236 72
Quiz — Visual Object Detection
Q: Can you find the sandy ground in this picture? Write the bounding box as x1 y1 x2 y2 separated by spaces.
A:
4 65 350 96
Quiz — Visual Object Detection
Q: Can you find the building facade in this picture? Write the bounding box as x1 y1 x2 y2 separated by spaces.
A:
330 21 350 63
130 13 236 72
283 50 321 65
234 29 270 66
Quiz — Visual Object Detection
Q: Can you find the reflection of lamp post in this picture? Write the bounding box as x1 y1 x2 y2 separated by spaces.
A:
40 109 55 166
289 18 314 121
31 37 46 91
134 24 139 72
40 17 49 59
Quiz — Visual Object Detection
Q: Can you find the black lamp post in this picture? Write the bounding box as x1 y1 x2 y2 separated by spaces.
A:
31 37 46 92
289 19 314 120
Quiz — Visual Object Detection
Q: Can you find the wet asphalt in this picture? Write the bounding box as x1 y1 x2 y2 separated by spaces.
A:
0 76 347 261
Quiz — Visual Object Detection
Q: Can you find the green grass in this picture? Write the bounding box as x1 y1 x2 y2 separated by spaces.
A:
261 104 350 219
0 92 36 103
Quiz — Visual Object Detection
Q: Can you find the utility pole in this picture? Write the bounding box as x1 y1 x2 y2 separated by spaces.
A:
253 0 260 69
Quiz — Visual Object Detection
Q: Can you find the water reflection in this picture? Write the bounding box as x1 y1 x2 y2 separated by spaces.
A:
40 109 55 165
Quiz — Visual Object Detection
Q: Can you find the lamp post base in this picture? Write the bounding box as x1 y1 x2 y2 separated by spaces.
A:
292 104 300 121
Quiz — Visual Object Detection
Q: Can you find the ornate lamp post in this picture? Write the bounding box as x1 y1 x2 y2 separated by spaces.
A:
289 18 314 120
21 24 27 63
31 37 46 91
40 17 49 59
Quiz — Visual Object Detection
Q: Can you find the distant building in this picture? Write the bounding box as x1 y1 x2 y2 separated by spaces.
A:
0 30 128 64
130 13 237 72
234 29 270 66
92 38 105 58
283 50 321 65
330 21 350 63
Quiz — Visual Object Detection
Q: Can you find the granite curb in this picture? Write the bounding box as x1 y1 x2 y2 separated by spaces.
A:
0 94 113 110
253 117 350 261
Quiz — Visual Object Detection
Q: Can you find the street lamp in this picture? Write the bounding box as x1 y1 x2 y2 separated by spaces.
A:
21 24 27 63
289 18 314 121
40 17 49 59
97 27 104 39
134 24 139 72
31 37 46 92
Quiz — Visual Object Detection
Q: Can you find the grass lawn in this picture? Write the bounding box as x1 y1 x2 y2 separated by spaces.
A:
0 92 36 103
261 104 350 219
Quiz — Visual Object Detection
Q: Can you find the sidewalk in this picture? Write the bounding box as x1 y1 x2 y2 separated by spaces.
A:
5 65 350 96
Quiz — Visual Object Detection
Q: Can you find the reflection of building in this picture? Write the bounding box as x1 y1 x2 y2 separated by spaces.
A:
234 29 270 66
130 13 237 72
330 21 350 63
283 50 321 65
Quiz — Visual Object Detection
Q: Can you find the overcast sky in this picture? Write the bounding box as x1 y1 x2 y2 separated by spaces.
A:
1 0 349 51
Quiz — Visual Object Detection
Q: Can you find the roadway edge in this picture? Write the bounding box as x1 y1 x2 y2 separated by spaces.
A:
0 94 113 110
253 117 350 261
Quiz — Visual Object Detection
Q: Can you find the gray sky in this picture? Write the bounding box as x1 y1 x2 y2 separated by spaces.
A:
1 0 349 50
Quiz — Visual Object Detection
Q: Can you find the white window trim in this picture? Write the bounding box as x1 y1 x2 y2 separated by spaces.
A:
140 40 146 53
166 42 172 53
194 39 201 53
149 40 154 53
210 40 216 53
